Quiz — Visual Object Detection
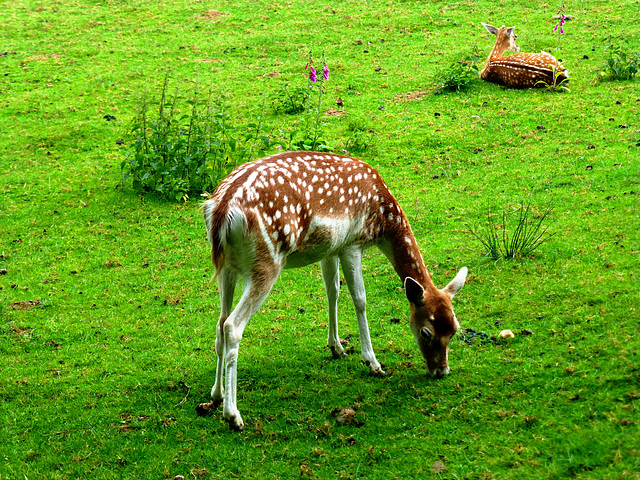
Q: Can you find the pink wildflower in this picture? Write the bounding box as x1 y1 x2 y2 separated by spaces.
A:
323 65 330 81
306 64 317 83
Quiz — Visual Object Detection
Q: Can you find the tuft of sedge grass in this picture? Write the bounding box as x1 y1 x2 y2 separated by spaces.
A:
468 200 554 260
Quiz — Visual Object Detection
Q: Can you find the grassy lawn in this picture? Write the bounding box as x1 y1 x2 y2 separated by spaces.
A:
1 0 638 478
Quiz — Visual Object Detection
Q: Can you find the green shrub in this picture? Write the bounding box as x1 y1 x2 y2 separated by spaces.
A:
434 47 481 91
271 83 312 114
595 34 640 81
121 75 267 201
344 117 376 154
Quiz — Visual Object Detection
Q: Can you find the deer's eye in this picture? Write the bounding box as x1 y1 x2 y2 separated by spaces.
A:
420 327 434 341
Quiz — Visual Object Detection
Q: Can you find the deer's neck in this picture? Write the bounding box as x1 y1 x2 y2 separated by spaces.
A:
380 218 435 292
486 39 507 66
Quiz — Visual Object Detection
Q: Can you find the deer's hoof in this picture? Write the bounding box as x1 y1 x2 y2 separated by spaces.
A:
225 415 245 432
330 345 347 359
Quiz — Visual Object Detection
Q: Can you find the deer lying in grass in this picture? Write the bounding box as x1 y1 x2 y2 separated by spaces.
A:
198 151 468 430
480 22 569 88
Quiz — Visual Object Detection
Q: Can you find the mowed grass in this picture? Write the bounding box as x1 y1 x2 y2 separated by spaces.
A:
1 0 639 479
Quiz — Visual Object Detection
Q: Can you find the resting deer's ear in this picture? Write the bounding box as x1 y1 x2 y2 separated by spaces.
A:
506 27 515 36
482 22 498 35
442 267 468 298
404 277 425 306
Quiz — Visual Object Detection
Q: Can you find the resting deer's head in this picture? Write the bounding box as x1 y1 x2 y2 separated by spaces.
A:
482 22 520 54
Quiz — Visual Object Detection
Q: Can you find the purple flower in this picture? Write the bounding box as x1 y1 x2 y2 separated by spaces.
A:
306 64 317 83
323 65 330 81
553 12 566 34
553 4 567 34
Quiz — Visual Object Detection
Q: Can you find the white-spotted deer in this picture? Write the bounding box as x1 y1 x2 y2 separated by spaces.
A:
198 152 467 430
480 22 569 88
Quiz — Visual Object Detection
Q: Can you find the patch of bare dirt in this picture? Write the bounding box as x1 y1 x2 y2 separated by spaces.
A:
198 10 224 21
393 90 431 102
9 300 41 310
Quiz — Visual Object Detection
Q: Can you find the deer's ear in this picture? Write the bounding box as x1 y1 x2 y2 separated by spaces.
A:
442 267 468 298
405 277 425 306
506 27 515 36
482 22 498 35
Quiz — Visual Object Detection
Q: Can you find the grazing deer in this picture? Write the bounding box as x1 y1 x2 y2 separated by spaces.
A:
198 151 468 430
480 22 569 88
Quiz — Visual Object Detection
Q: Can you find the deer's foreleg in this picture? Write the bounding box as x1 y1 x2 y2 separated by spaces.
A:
340 246 385 376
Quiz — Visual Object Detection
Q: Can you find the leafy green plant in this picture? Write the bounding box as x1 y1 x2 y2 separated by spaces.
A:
121 75 265 201
535 64 571 92
344 116 376 154
468 200 554 260
271 82 311 114
434 47 481 91
595 34 640 81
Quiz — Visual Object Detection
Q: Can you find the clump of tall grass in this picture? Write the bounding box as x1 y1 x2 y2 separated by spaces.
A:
468 201 554 260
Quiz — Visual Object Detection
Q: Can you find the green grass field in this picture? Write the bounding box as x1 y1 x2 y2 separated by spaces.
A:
1 0 638 478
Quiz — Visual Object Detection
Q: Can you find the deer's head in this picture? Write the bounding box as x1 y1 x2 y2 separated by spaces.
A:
405 268 467 376
482 22 520 53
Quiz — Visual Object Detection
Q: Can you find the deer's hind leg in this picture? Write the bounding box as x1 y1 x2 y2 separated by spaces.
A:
211 267 237 405
197 267 237 417
221 264 281 431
